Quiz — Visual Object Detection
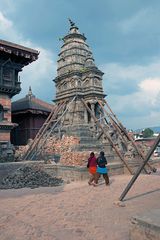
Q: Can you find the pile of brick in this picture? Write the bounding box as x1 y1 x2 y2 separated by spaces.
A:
124 142 150 161
14 145 30 161
15 136 92 166
60 151 91 166
0 164 63 189
43 135 80 155
137 142 150 155
15 136 79 160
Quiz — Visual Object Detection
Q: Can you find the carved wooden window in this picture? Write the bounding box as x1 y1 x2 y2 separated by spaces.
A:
0 104 4 121
3 67 13 86
15 70 18 82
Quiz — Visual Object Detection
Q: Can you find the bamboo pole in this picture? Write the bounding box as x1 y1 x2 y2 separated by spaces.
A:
96 98 128 146
81 98 133 174
103 99 155 173
23 101 66 160
30 96 77 160
119 134 160 201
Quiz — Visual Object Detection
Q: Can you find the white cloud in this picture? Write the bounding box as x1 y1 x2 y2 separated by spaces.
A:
101 60 160 96
101 62 160 129
119 8 148 33
139 78 160 94
139 78 160 106
118 7 159 35
0 11 56 103
17 46 56 102
0 11 12 33
0 8 160 129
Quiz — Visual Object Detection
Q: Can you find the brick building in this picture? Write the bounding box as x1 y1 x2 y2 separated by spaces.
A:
0 39 39 160
11 87 53 145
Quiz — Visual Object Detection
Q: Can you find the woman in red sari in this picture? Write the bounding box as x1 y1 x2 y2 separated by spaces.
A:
87 152 97 185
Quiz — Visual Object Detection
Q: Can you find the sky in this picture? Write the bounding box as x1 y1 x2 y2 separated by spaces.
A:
0 0 160 130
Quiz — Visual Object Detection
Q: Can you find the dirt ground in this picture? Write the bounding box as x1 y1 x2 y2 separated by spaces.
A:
0 170 160 240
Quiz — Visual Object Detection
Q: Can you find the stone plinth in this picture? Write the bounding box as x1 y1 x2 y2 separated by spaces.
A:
0 161 124 184
130 209 160 240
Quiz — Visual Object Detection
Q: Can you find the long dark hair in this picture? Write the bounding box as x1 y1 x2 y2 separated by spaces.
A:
90 152 95 157
100 151 104 157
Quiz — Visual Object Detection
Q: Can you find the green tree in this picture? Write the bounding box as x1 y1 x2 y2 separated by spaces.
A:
142 128 154 138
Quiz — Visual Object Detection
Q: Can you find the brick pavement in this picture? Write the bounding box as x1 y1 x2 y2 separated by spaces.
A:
0 172 159 240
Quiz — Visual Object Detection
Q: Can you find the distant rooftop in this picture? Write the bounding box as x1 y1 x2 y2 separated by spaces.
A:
12 87 53 114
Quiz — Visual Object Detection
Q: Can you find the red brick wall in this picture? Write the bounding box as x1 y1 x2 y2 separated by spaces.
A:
0 131 10 141
0 94 12 143
0 94 11 122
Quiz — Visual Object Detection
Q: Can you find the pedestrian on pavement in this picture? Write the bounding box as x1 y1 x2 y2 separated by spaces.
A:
87 152 97 185
95 151 109 186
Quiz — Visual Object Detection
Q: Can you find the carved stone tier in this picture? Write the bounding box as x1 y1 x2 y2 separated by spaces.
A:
53 21 105 105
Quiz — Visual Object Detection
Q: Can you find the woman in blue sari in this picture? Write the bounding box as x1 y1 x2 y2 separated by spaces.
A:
95 151 109 186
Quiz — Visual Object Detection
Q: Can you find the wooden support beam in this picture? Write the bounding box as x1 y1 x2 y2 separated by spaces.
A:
22 101 66 160
33 96 76 160
81 98 133 174
27 96 76 160
96 98 128 146
119 133 160 201
103 99 155 173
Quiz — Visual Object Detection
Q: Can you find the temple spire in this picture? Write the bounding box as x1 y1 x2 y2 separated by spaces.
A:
28 86 32 96
26 86 35 99
68 18 75 27
68 18 79 32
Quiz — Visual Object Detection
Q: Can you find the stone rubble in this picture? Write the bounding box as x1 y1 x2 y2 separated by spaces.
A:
15 136 92 166
14 135 152 167
0 164 64 189
60 151 92 166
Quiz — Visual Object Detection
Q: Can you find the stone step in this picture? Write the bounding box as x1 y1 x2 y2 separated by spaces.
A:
73 143 103 151
71 132 93 138
80 137 100 143
130 209 160 240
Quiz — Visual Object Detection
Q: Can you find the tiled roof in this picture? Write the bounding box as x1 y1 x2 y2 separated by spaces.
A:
0 39 39 64
12 88 53 113
0 39 39 54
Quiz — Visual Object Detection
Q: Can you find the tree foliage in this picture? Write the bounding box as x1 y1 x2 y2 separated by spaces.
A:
142 128 154 138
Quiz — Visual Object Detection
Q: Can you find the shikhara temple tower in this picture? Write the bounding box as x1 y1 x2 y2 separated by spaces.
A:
53 20 110 152
54 20 105 123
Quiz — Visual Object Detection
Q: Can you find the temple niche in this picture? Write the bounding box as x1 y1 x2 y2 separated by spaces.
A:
0 39 39 161
53 20 115 159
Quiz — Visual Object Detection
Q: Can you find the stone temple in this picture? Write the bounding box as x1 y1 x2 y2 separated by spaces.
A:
53 19 114 158
24 20 156 172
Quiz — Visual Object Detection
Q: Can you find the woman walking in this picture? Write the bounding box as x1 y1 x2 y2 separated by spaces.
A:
87 152 97 185
95 151 109 186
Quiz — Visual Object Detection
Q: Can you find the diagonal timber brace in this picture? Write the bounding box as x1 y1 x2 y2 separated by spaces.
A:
100 98 156 173
80 98 134 174
22 100 66 160
22 96 76 160
119 133 160 201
